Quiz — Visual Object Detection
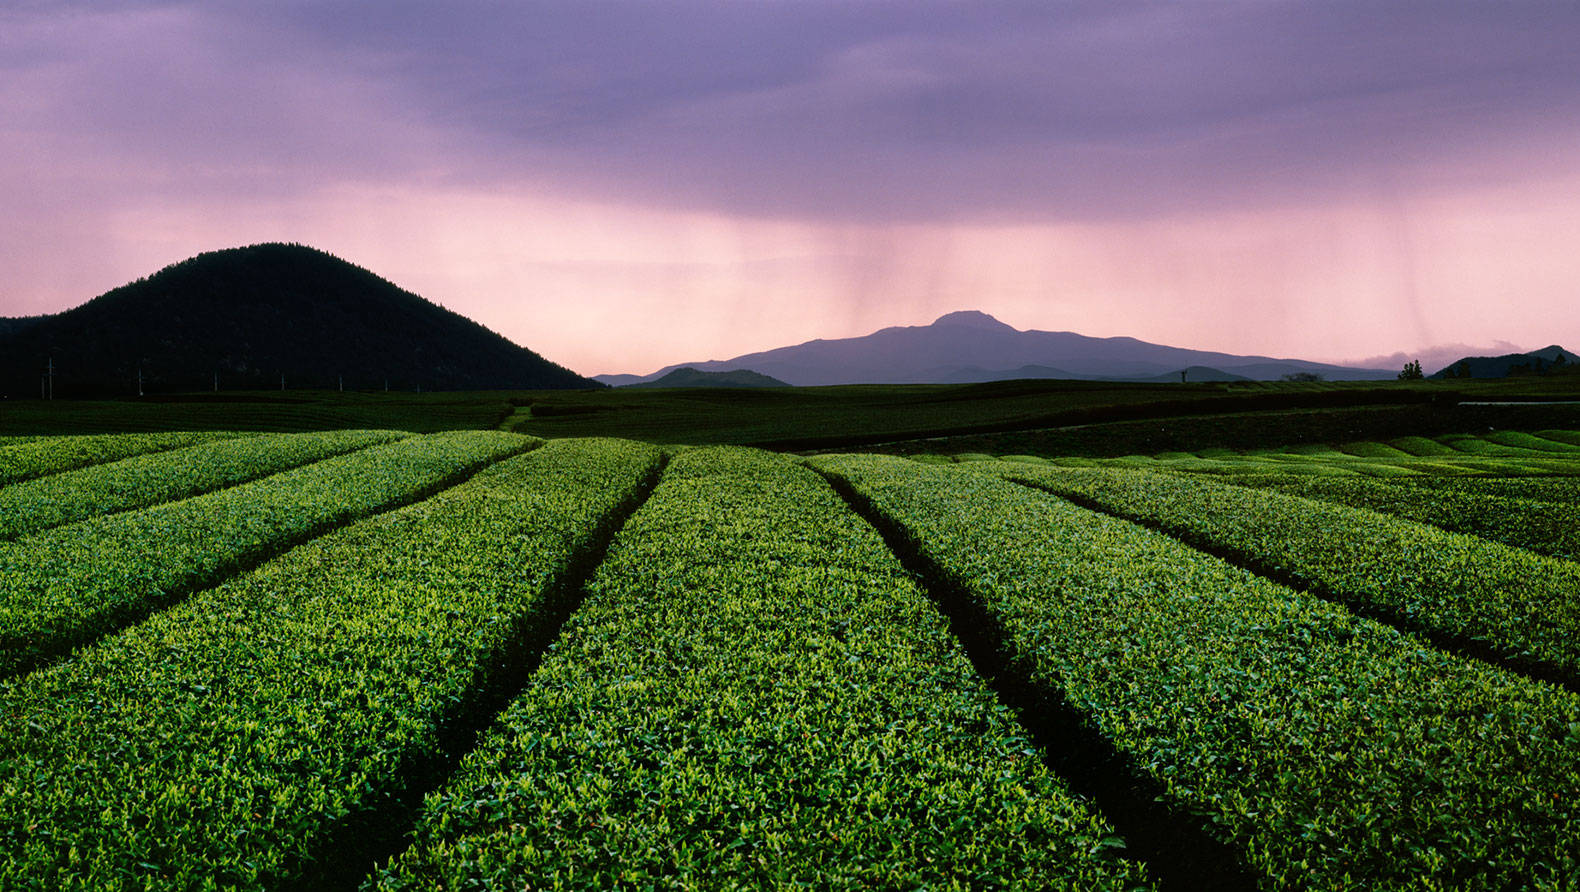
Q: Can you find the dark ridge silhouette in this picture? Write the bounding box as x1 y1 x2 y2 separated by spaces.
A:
624 367 789 389
0 315 49 339
0 243 598 397
1430 345 1578 379
605 310 1397 386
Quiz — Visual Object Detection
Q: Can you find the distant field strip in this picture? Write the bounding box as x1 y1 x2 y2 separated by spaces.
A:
980 462 1580 684
0 430 249 487
1224 474 1580 561
0 430 531 678
0 429 407 540
814 454 1580 890
374 448 1147 890
0 438 662 890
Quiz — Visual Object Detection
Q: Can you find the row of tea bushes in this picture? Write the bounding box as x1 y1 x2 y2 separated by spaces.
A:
1388 473 1580 506
977 461 1580 684
1217 473 1580 561
0 430 249 487
815 454 1580 890
1439 432 1577 457
1479 431 1580 454
0 438 663 889
0 430 531 678
373 448 1148 890
0 429 407 540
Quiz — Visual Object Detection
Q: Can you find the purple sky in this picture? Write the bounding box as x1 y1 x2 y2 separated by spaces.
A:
3 1 1578 375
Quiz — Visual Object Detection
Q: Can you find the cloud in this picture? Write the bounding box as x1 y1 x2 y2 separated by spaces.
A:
235 0 1580 221
10 1 1580 224
1349 342 1528 377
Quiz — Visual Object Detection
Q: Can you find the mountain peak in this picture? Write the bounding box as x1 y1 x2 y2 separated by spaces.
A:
0 242 597 395
931 310 1016 332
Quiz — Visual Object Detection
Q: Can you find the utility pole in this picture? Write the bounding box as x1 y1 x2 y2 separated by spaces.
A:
137 366 144 397
213 371 219 392
280 372 285 391
338 375 343 392
45 358 54 400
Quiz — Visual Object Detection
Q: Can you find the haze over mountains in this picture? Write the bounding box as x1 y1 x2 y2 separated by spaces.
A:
598 310 1399 387
3 244 1562 398
0 244 595 397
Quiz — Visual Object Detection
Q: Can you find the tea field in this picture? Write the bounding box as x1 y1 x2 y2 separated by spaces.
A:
1 430 1577 889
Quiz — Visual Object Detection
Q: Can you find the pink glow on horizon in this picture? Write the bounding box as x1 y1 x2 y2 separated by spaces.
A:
2 172 1575 377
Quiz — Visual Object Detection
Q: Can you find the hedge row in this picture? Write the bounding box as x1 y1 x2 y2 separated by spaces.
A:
373 447 1148 890
1439 433 1573 457
0 430 531 677
975 461 1580 683
1221 473 1580 561
1386 473 1580 507
0 429 407 540
0 431 249 487
1480 431 1580 454
814 454 1580 890
0 437 663 889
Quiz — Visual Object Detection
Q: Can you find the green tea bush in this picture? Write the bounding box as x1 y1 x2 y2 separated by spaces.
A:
0 431 247 486
0 438 661 889
1481 431 1580 453
0 430 530 677
1229 474 1580 561
815 454 1580 890
1394 474 1580 506
374 447 1147 891
0 429 405 540
978 462 1580 683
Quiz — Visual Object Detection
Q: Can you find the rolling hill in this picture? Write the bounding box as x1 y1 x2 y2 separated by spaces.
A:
624 367 788 389
1431 345 1578 379
599 310 1395 386
0 244 597 397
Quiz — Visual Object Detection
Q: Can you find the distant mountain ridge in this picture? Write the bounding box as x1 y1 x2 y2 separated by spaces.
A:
0 244 597 397
598 310 1395 386
1430 345 1579 379
626 367 788 389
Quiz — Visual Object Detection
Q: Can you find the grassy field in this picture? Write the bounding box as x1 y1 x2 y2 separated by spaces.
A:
2 426 1577 888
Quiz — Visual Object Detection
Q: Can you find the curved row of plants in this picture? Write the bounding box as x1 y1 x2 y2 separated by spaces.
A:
0 430 248 487
1385 473 1580 506
373 447 1148 890
0 429 407 540
814 454 1580 890
1439 432 1580 456
0 430 531 678
0 437 663 889
1211 472 1580 561
975 460 1580 684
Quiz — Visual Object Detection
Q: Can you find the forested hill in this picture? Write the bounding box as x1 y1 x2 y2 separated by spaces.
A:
0 244 597 397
